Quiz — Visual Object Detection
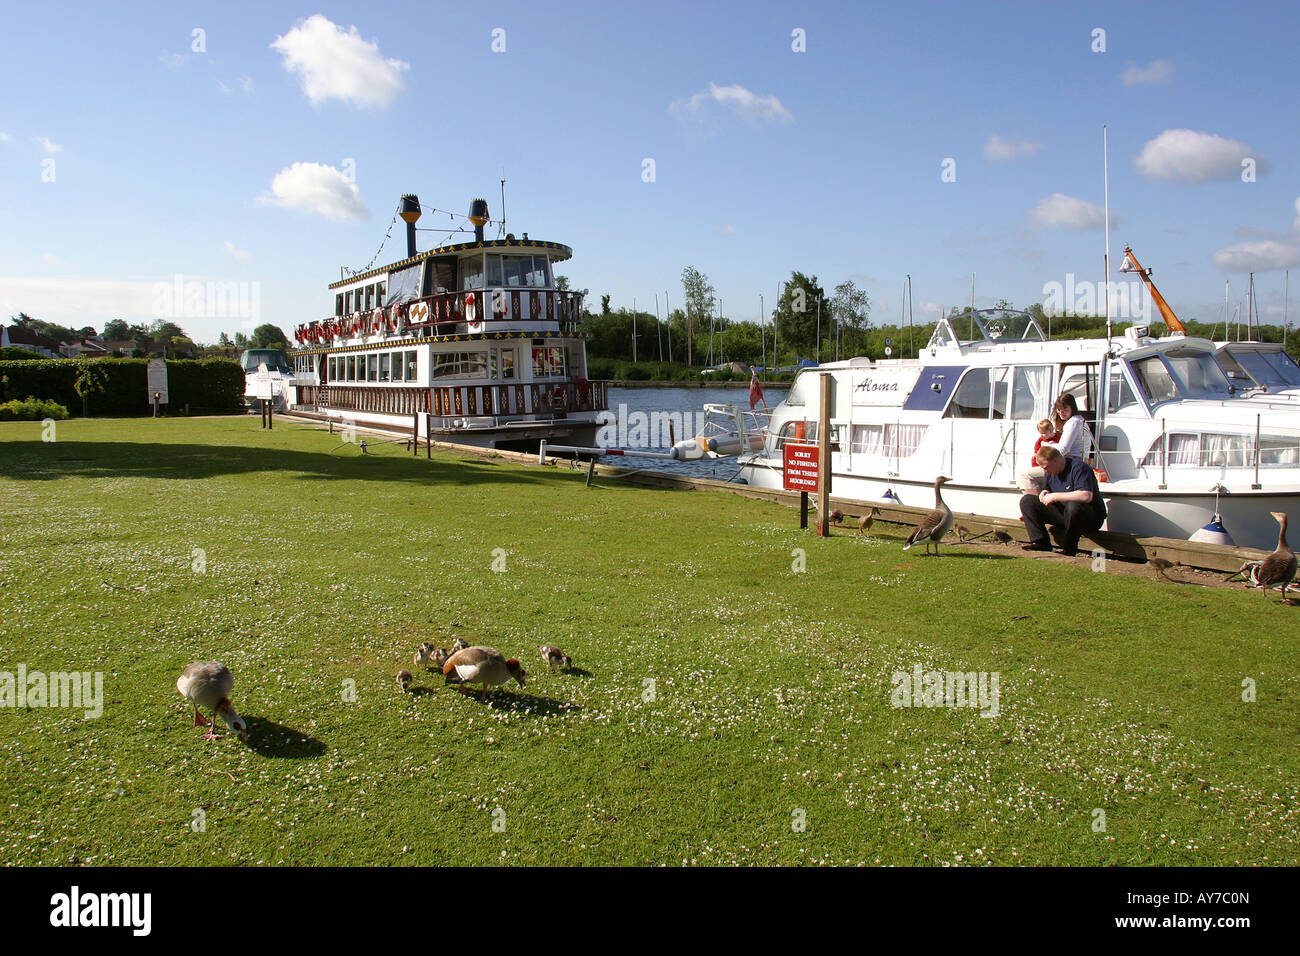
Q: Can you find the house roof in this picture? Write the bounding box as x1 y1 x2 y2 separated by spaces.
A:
4 326 61 349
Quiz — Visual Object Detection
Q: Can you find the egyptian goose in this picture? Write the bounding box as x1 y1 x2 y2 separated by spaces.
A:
176 662 248 743
397 669 413 692
903 476 953 555
829 509 844 525
451 638 470 653
414 643 437 669
442 646 527 701
857 507 879 534
992 530 1014 545
1254 512 1297 603
540 645 572 670
1147 556 1179 582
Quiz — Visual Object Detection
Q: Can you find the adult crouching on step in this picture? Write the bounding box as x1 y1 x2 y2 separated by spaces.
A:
1019 445 1106 557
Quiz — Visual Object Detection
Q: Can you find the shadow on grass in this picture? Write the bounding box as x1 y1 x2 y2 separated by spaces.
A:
243 716 327 758
559 666 594 678
445 687 580 716
0 437 575 490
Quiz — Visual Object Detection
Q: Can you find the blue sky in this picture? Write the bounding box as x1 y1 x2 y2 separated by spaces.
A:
2 0 1299 343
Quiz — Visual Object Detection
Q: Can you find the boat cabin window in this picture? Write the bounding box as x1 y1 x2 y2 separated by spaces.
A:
1227 348 1300 389
775 420 816 449
433 351 490 380
344 290 354 314
1106 361 1139 412
1131 356 1178 405
850 423 927 457
345 356 355 381
1011 365 1052 420
487 255 551 289
335 294 344 317
378 353 391 382
1164 346 1232 398
404 350 418 381
459 255 485 291
532 346 566 378
387 264 422 305
945 368 992 418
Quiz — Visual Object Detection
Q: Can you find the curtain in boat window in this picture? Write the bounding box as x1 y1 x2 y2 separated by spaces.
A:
1012 365 1052 421
850 424 927 457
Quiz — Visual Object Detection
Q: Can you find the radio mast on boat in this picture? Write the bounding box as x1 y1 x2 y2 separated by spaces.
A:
1104 125 1113 350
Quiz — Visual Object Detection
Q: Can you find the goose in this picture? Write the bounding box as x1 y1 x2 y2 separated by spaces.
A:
414 642 437 669
903 476 953 556
829 510 844 525
442 646 527 701
1226 560 1262 586
954 523 972 542
1147 556 1179 582
176 662 248 743
397 669 413 692
451 638 470 653
1253 512 1297 603
540 645 572 670
992 530 1015 545
857 507 880 535
432 647 450 667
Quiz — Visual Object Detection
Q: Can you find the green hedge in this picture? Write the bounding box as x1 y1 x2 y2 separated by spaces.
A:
0 347 50 361
0 397 70 421
0 358 245 416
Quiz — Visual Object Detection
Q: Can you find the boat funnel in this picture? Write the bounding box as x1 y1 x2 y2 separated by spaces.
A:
399 194 421 258
468 198 490 244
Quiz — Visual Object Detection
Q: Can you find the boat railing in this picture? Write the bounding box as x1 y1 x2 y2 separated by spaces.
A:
296 288 586 344
299 380 608 421
1138 414 1300 485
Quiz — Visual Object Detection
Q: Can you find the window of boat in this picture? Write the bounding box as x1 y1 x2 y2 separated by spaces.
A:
345 356 355 381
386 265 421 305
1164 346 1232 398
378 353 391 382
499 349 515 379
1131 356 1179 405
532 346 566 377
945 367 992 418
1059 365 1097 412
367 354 378 382
377 282 385 303
433 351 490 379
459 254 485 291
1143 432 1253 468
365 285 375 310
1233 349 1300 389
344 290 353 314
991 367 1011 420
488 255 551 289
850 423 928 457
335 293 344 317
1106 361 1139 412
776 420 817 449
1011 365 1052 420
404 351 417 381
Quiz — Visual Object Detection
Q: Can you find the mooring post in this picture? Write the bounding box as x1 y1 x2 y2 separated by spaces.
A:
585 456 597 487
538 440 548 465
800 491 809 529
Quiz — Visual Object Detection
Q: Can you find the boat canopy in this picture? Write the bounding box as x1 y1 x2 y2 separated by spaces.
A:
926 308 1047 351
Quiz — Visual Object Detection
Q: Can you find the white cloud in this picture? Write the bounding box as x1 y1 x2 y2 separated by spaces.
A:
1134 129 1267 183
0 131 10 142
1211 240 1300 273
33 136 61 154
271 15 408 109
41 253 62 265
239 75 254 94
224 241 251 261
0 276 158 324
1028 193 1110 230
716 223 737 235
258 162 368 222
158 51 186 69
1121 59 1174 86
671 82 793 124
984 134 1042 161
1293 197 1300 233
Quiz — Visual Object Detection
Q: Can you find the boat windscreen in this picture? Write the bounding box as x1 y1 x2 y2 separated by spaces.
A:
241 349 290 373
1231 348 1300 388
1163 346 1233 398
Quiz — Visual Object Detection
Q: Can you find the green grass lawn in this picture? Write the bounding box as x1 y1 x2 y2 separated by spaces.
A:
1 416 1296 866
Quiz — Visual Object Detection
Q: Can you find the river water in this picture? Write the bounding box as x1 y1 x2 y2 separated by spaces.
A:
599 385 788 480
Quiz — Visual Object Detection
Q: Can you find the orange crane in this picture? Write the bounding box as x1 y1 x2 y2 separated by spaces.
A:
1119 245 1187 335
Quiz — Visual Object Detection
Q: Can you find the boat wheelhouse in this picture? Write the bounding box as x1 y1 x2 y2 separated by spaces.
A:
286 195 607 450
1215 340 1300 401
738 308 1300 550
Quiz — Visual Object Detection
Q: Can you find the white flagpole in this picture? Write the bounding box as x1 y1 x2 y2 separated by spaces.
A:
1104 125 1112 348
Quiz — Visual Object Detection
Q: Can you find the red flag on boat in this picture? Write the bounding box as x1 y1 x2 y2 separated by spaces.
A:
749 367 765 409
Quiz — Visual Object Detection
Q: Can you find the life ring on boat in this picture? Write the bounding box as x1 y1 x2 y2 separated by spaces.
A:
465 292 477 325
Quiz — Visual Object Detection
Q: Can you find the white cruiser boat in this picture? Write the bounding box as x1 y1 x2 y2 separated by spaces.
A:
737 308 1300 550
239 348 292 410
287 194 606 450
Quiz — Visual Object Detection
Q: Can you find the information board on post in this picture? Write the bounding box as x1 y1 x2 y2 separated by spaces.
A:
146 359 169 405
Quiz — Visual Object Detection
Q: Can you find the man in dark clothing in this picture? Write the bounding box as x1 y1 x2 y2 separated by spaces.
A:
1019 445 1106 557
